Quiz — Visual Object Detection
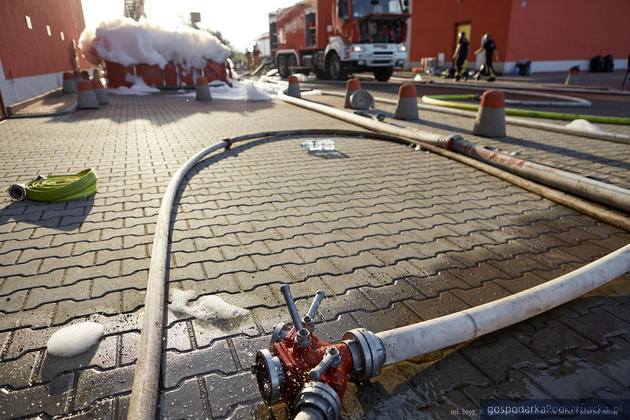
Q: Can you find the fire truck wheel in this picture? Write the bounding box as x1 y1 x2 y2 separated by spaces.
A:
277 55 290 79
327 52 345 80
373 67 394 82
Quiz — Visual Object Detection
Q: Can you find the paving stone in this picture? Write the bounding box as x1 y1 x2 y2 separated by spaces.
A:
163 340 236 389
405 291 471 321
204 371 260 418
0 372 72 418
460 335 544 384
160 377 207 419
560 306 630 345
64 397 115 419
73 366 134 412
461 370 553 402
54 292 122 325
451 282 512 307
352 302 422 333
0 350 40 388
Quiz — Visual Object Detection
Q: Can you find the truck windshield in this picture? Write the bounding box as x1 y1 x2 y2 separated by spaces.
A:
351 0 403 17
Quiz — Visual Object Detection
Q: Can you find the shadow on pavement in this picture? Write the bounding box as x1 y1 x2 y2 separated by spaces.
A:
0 195 95 231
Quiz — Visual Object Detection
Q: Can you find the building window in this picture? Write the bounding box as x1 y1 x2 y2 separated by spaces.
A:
60 31 65 40
46 25 52 36
25 16 32 29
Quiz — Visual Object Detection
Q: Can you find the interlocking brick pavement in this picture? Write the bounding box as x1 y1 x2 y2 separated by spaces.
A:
0 90 629 419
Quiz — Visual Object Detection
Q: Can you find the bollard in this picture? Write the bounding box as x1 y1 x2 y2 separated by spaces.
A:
77 80 99 109
91 79 109 105
287 75 301 98
349 89 374 110
473 90 506 137
62 72 77 93
344 79 361 108
564 66 580 86
394 83 418 120
195 76 212 101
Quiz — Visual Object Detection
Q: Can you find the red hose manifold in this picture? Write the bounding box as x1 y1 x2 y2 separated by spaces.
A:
253 285 385 420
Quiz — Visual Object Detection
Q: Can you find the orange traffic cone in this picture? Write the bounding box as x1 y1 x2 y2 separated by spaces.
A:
62 72 77 93
344 79 361 108
77 80 99 109
394 83 418 120
287 75 301 98
91 79 109 105
196 76 211 101
473 90 506 137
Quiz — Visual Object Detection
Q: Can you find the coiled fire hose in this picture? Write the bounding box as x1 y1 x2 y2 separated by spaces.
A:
8 169 97 201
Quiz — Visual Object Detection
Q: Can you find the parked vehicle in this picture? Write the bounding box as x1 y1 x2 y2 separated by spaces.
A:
270 0 410 82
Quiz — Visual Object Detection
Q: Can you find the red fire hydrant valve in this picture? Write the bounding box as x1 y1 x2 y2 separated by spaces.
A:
253 285 385 420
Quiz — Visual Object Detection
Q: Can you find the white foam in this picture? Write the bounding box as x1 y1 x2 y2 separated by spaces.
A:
566 119 606 134
170 289 249 322
46 322 104 357
107 74 161 95
79 18 231 69
180 79 281 101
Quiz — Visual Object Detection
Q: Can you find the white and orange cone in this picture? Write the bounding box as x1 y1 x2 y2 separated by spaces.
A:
473 90 506 137
195 76 212 101
344 79 361 108
287 75 301 98
77 80 99 109
91 79 109 105
62 72 77 93
394 83 418 120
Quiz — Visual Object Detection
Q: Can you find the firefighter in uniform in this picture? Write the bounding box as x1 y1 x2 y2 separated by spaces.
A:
474 33 497 81
453 32 469 81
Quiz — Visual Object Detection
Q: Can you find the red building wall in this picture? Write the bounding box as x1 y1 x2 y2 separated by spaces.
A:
409 0 512 64
505 0 630 62
0 0 88 80
409 0 630 66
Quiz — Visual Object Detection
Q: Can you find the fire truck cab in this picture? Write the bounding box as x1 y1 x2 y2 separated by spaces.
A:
270 0 410 82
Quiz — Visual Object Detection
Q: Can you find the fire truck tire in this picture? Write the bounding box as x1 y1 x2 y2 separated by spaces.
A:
327 52 345 80
277 55 290 79
374 67 394 82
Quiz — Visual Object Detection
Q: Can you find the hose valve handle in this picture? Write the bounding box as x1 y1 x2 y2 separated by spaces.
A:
308 346 341 382
305 290 325 322
280 284 311 347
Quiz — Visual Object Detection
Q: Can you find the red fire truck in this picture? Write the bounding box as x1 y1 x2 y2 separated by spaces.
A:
270 0 410 82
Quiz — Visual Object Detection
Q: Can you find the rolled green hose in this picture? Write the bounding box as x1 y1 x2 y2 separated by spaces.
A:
422 94 630 125
24 169 97 202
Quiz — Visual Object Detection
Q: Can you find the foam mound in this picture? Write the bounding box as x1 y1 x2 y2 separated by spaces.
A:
46 322 104 357
566 119 606 134
170 289 249 322
79 18 231 69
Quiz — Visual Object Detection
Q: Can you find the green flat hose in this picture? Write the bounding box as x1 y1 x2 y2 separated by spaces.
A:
422 94 630 125
25 169 97 202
